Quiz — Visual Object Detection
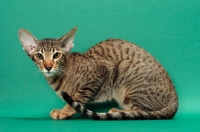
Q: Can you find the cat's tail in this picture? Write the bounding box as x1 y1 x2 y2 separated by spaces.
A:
61 91 178 120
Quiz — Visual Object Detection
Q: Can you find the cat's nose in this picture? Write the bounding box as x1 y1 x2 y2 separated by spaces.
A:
45 66 52 71
44 60 53 72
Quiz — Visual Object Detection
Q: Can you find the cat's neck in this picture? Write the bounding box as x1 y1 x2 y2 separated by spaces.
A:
45 75 62 91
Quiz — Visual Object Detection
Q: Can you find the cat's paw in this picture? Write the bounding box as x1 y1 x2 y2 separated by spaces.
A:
50 109 72 120
108 108 120 113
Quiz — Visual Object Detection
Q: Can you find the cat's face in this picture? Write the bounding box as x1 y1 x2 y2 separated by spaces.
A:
32 40 65 77
18 27 77 77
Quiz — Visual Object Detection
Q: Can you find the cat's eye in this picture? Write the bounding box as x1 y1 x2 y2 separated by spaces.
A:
36 53 44 60
53 52 61 59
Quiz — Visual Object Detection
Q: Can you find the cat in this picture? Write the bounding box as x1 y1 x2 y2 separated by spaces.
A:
18 27 178 120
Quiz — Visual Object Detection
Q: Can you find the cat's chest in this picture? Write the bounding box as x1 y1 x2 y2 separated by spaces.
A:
48 74 80 93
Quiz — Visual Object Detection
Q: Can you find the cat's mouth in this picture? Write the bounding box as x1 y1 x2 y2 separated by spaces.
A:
43 70 56 77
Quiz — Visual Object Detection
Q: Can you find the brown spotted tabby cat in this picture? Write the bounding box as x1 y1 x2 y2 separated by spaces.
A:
18 27 178 120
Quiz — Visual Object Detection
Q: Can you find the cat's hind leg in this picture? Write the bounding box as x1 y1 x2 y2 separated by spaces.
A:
108 93 150 114
108 107 142 113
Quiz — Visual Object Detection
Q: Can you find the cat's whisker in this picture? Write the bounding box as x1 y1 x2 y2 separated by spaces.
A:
55 68 65 79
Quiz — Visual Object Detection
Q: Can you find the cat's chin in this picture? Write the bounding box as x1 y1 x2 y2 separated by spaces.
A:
43 72 56 77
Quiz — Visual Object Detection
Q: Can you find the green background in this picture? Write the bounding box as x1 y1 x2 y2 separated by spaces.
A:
0 0 200 131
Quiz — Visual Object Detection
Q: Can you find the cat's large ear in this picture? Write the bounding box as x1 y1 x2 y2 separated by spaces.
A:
59 27 78 52
18 29 38 55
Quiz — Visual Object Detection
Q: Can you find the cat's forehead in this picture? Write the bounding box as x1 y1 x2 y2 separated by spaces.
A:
38 38 60 51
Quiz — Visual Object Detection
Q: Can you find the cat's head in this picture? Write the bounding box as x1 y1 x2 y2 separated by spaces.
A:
18 27 77 77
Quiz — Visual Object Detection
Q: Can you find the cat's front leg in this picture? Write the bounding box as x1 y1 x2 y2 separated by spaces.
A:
50 104 76 120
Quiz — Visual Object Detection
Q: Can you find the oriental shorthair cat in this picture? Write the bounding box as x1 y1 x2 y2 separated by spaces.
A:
18 27 178 120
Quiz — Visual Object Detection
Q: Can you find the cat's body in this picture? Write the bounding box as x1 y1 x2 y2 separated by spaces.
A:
18 27 178 120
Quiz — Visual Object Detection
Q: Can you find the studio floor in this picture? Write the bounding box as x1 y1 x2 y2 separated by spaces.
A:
1 113 200 132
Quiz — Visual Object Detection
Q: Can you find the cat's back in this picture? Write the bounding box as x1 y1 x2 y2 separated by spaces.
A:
83 39 152 63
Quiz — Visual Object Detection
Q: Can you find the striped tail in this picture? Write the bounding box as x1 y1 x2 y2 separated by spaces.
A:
60 91 178 120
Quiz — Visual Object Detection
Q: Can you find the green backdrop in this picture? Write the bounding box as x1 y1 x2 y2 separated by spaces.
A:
0 0 200 132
